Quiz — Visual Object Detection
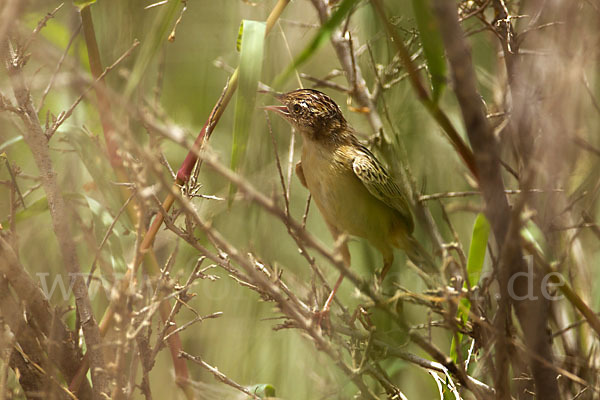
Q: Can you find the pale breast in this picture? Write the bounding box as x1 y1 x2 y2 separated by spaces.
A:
300 141 397 247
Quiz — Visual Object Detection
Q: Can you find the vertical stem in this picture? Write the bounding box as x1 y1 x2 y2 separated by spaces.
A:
429 1 559 398
4 51 109 399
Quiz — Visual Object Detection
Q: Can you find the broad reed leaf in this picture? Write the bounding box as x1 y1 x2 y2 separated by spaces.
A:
229 20 266 203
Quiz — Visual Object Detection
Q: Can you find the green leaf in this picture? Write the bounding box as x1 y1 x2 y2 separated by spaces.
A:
73 0 97 10
229 20 266 203
411 0 446 103
0 193 84 227
466 213 490 287
273 0 359 87
247 383 276 398
1 196 49 226
451 213 490 362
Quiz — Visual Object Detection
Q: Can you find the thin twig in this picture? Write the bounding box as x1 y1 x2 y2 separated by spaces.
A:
87 189 137 285
310 0 383 135
46 39 140 138
4 38 110 396
2 156 25 209
38 22 82 112
21 3 64 54
265 111 290 216
300 73 350 92
179 351 261 400
419 188 563 201
164 312 223 342
167 1 187 42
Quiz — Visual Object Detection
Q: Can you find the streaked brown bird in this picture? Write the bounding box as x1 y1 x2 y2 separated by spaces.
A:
265 89 434 315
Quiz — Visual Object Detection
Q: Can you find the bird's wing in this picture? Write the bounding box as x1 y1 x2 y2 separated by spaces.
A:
352 146 414 232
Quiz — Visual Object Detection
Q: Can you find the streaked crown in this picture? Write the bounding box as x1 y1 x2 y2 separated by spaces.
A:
274 89 347 139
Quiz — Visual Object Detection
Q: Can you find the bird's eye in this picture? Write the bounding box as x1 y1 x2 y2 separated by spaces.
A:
292 104 302 114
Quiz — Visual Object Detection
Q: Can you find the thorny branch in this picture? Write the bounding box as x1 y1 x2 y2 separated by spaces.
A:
431 1 560 398
3 38 109 398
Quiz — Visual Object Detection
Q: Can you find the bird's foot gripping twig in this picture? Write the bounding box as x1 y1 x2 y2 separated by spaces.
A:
312 272 345 333
376 259 393 288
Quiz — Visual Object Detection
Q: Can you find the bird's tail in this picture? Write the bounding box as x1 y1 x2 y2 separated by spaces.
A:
401 235 438 274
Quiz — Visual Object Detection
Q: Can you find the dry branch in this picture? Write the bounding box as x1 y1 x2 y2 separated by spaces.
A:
430 1 559 398
0 237 93 398
3 43 109 397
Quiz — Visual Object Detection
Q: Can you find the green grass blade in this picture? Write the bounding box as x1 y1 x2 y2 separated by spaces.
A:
1 196 49 226
229 20 266 203
451 213 490 362
466 212 490 287
123 1 180 100
411 0 446 103
0 135 23 151
1 193 82 227
273 0 359 87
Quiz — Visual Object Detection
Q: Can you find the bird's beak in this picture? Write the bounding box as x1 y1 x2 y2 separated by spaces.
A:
260 90 290 117
262 104 289 116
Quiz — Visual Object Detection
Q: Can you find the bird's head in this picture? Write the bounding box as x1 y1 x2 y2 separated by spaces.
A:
264 89 347 141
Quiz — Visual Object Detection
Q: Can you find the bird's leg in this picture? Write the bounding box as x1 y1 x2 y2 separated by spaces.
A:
314 273 345 332
314 227 351 331
324 232 351 311
321 272 345 314
295 161 307 188
377 250 394 286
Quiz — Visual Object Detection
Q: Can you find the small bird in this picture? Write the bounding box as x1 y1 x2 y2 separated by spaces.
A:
265 89 434 313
